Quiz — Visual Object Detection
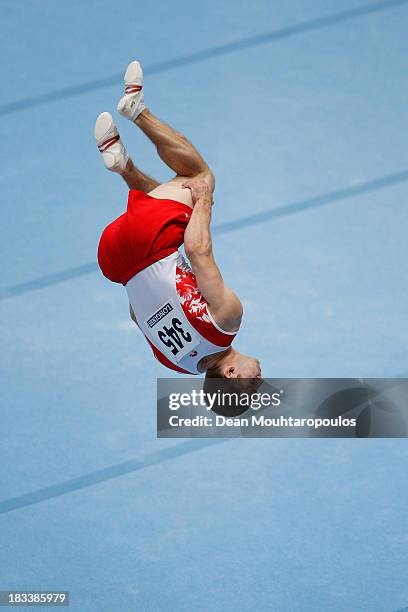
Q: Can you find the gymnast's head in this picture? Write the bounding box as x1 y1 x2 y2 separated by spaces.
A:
203 346 262 383
202 348 263 416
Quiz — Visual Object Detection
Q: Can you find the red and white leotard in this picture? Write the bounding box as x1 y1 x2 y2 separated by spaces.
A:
126 251 237 374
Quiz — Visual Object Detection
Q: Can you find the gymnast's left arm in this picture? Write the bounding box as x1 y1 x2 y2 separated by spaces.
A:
182 179 243 332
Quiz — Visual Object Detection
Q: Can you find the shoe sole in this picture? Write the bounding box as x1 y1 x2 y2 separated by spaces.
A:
124 60 143 85
94 111 117 142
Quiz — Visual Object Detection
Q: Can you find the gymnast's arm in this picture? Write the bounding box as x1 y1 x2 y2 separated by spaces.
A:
182 179 243 333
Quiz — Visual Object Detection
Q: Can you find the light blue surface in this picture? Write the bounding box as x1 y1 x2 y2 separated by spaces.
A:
1 1 408 610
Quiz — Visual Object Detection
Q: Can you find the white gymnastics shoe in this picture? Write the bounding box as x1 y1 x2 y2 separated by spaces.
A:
117 60 146 122
94 111 129 173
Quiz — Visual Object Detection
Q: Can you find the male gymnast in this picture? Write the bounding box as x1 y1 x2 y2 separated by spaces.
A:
95 60 261 381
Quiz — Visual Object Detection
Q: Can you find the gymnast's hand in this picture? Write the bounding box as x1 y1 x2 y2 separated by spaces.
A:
182 178 213 207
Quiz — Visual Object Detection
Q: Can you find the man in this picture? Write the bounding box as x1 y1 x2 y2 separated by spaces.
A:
95 60 261 380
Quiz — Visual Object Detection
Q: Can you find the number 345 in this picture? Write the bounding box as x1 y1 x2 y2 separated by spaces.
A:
158 318 192 355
